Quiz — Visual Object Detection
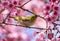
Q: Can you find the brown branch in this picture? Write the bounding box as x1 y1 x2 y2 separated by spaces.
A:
3 23 46 30
20 0 31 7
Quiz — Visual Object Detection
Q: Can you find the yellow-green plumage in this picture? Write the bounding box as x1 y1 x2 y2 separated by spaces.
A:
14 14 37 26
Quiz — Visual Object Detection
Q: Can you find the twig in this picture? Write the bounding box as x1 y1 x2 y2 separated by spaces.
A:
20 0 31 7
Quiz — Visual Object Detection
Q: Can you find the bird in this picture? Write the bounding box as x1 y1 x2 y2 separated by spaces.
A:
14 14 37 26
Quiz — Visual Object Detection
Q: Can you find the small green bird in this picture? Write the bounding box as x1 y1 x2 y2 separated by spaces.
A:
14 14 37 26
